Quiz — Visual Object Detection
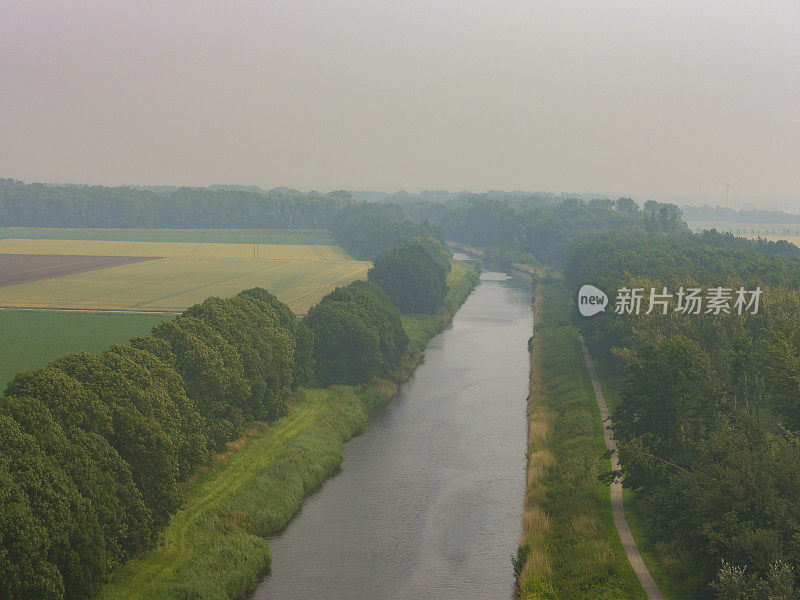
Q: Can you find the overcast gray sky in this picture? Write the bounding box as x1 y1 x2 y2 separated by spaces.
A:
1 1 798 206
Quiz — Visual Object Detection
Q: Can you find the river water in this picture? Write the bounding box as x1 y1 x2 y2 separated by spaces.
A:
250 270 532 600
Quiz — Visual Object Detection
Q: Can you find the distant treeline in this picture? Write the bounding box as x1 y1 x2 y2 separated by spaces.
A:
565 230 800 598
0 179 447 261
0 236 454 600
0 179 691 267
331 195 689 263
0 179 356 229
328 202 445 260
435 196 688 263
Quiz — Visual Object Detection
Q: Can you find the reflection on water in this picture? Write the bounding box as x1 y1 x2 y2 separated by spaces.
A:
250 273 532 600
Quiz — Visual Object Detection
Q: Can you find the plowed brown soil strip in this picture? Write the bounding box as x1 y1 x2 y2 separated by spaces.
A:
0 254 155 287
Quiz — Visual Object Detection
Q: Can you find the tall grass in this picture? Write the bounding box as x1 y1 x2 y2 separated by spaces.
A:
102 261 479 600
517 280 646 599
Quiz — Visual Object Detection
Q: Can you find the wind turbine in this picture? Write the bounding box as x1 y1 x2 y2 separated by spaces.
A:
723 178 739 209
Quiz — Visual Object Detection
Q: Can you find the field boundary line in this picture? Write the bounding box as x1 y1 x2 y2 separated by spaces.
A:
579 335 663 600
187 243 202 258
0 306 180 315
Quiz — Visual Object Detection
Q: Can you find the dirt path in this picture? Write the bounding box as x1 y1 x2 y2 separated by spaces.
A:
579 337 664 600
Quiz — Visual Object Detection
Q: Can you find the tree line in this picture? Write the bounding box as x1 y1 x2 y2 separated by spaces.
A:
0 179 356 229
0 236 453 599
434 196 687 264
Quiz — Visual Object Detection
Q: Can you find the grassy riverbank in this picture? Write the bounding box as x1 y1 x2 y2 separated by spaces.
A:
516 279 645 599
101 261 479 600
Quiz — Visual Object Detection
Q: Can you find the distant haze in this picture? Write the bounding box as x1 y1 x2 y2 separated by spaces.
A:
2 1 798 208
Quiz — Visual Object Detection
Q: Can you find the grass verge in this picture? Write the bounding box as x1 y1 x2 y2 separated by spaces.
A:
517 279 646 599
101 260 479 600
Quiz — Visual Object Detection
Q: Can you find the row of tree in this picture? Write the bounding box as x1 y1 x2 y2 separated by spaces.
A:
0 179 356 229
306 236 453 383
0 235 455 599
0 289 311 599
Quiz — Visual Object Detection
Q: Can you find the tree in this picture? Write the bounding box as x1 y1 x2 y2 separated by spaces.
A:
368 237 451 314
0 395 152 565
614 336 726 486
0 415 108 600
305 281 408 384
134 318 250 449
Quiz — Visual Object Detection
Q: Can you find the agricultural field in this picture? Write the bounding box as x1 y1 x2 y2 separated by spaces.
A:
0 231 369 314
687 220 800 237
0 310 165 388
0 226 337 245
761 234 800 247
0 258 368 313
0 254 154 286
0 238 352 260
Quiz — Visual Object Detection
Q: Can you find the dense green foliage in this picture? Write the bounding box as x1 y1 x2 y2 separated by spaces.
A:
561 229 800 598
438 196 687 263
305 280 408 384
368 237 451 314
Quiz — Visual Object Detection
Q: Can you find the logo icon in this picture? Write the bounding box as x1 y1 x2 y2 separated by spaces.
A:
578 284 608 317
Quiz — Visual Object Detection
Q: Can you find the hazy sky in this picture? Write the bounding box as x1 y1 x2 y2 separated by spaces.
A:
2 1 799 206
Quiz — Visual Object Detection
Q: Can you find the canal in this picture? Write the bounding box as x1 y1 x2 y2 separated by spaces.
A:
251 270 532 600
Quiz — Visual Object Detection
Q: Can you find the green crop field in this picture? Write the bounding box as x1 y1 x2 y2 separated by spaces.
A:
0 310 165 389
0 227 337 245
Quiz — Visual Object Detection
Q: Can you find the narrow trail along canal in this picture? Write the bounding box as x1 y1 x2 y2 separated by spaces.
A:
250 271 533 600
